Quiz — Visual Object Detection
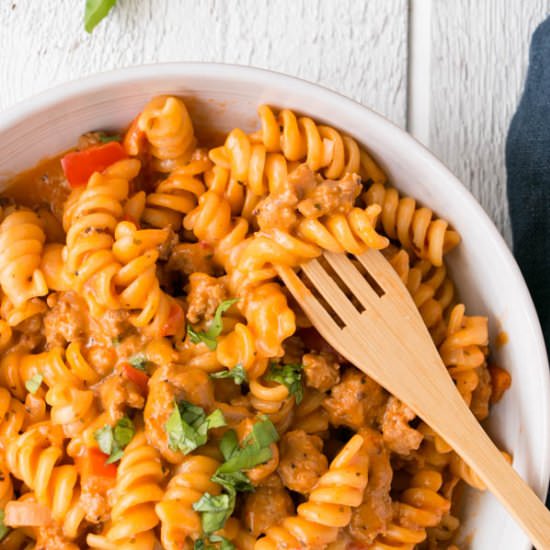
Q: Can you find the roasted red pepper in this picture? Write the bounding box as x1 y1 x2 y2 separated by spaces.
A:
61 141 127 187
122 362 150 394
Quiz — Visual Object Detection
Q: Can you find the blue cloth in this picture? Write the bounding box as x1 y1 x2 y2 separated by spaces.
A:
506 17 550 506
506 17 550 355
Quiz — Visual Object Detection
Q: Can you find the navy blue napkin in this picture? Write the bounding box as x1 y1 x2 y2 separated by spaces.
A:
506 18 550 509
506 17 550 355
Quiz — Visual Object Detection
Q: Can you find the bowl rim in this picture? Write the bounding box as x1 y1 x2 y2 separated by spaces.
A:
1 59 549 531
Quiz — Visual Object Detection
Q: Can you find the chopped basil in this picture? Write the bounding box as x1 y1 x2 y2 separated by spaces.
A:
128 354 148 372
216 417 279 475
111 337 120 346
84 0 117 33
193 493 233 534
210 364 248 385
187 298 239 350
25 373 43 395
194 535 235 550
265 362 304 404
211 470 254 494
165 401 226 455
98 132 121 143
0 510 9 540
192 418 277 539
94 415 135 464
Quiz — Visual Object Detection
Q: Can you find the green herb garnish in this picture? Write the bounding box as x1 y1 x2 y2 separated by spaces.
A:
192 418 277 538
194 535 235 550
193 493 233 535
165 402 226 455
94 415 135 463
0 510 9 541
265 362 304 404
111 337 120 346
128 354 148 372
25 373 43 395
210 364 248 385
216 417 279 474
84 0 117 33
98 132 121 143
187 298 239 350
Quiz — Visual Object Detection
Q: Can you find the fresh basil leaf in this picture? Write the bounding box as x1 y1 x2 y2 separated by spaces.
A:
210 535 235 550
187 298 239 351
216 417 279 474
84 0 117 33
0 509 10 540
25 373 43 395
94 415 135 463
128 354 148 372
193 492 233 534
219 429 239 462
166 401 226 454
106 448 124 464
265 363 304 404
113 416 135 448
187 326 217 350
94 424 114 456
194 535 235 550
210 364 248 385
211 470 254 494
98 132 121 143
243 416 280 449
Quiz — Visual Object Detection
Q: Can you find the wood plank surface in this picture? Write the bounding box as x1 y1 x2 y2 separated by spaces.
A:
0 0 408 127
427 0 550 244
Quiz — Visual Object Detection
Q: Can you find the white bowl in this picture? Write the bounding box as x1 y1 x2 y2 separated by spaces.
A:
0 63 548 549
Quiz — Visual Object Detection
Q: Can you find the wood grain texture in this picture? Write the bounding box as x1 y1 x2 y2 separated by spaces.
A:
0 0 408 126
429 0 550 245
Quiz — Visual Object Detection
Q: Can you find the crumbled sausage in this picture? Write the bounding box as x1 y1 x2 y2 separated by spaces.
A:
349 429 393 544
278 430 328 494
241 474 294 537
185 272 227 324
88 308 132 342
77 132 103 150
381 396 423 456
166 242 215 276
44 291 88 348
255 188 299 232
470 365 492 421
323 369 388 430
98 366 145 423
302 353 340 393
297 173 361 218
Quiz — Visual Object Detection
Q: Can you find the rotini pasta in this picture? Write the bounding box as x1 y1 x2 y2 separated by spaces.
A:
0 95 509 550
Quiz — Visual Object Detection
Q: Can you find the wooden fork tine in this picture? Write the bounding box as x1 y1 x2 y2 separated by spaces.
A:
275 265 342 331
323 251 382 310
301 259 359 324
355 248 415 303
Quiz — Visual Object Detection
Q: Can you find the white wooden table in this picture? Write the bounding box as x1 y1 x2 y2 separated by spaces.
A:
1 0 548 245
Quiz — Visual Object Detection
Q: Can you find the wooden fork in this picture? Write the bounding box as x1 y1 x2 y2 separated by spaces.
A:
277 249 550 550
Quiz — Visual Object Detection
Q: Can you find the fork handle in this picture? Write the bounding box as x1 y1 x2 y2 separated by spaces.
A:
421 384 550 550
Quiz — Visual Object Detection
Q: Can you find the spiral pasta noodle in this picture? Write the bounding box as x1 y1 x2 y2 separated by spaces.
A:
256 434 368 549
136 96 197 172
0 210 48 307
364 182 461 267
156 454 221 549
87 431 164 549
63 159 140 316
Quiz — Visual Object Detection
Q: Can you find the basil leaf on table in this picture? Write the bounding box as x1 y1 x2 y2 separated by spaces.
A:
84 0 117 33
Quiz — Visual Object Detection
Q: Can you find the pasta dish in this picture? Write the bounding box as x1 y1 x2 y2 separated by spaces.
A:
0 96 511 549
